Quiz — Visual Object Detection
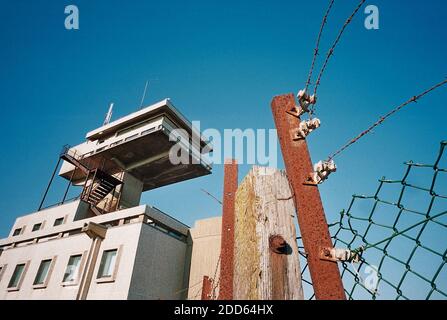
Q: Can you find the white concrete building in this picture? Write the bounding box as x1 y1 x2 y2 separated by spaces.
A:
0 99 220 300
187 217 222 300
0 202 191 300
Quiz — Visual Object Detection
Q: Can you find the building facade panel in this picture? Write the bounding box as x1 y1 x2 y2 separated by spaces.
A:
0 233 92 300
187 217 222 300
127 223 189 300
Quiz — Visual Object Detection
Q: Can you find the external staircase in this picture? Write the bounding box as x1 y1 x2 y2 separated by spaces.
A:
60 145 123 215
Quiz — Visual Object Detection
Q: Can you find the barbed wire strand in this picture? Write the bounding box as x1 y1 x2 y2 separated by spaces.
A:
304 0 336 93
312 0 366 102
178 254 222 300
156 279 203 300
328 78 447 160
211 254 222 300
200 188 223 205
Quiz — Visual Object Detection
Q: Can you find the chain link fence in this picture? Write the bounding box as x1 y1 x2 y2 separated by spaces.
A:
299 141 447 300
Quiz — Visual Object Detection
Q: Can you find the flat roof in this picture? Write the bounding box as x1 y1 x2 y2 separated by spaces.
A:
0 204 190 247
86 99 207 147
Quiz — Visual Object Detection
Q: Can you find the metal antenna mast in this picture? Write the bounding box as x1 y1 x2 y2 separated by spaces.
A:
140 80 149 109
103 102 114 125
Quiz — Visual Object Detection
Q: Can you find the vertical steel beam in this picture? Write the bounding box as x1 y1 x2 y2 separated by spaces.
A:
62 167 77 204
201 276 213 300
38 157 62 211
218 159 238 300
271 94 345 300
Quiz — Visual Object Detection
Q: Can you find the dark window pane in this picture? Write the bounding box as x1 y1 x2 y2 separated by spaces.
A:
54 218 64 226
97 249 117 278
8 264 25 288
33 260 52 285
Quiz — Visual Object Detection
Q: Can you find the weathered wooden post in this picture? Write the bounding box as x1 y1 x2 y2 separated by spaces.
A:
233 166 304 300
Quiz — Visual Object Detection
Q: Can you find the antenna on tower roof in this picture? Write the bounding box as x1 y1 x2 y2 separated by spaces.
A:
138 78 159 110
139 80 149 110
103 103 114 126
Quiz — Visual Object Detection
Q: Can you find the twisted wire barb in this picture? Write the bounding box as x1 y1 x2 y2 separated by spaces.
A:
311 0 366 115
304 0 336 93
328 79 447 160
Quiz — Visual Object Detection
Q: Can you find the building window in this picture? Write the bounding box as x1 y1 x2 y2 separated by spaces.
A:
33 259 52 286
54 218 64 226
63 255 82 283
97 249 118 279
116 119 151 137
8 263 27 290
32 223 42 232
13 228 22 236
0 265 6 282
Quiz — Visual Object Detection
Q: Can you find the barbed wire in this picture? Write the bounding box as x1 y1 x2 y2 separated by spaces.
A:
192 284 204 300
200 188 223 205
211 255 222 300
327 79 447 160
312 0 366 108
304 0 336 93
156 279 203 300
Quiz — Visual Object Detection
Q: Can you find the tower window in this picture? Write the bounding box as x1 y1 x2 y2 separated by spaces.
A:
8 263 27 290
63 255 82 283
33 259 53 286
97 249 118 279
54 218 64 226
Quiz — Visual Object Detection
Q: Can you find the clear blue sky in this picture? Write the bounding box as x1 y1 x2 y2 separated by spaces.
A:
0 0 446 297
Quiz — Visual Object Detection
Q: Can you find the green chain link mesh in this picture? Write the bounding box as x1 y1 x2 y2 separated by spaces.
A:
298 141 447 300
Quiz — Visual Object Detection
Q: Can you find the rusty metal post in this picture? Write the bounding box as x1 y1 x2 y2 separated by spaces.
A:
218 159 238 300
271 94 345 300
201 276 213 300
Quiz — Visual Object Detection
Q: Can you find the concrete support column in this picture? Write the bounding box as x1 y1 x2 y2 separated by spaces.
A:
77 222 107 300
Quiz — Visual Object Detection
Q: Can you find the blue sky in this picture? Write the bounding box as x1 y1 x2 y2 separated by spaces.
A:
0 0 446 297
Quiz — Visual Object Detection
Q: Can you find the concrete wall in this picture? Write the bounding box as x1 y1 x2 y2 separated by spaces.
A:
0 203 191 300
86 223 142 300
127 223 189 300
8 200 88 238
0 223 144 300
118 172 144 210
187 216 222 300
0 232 92 300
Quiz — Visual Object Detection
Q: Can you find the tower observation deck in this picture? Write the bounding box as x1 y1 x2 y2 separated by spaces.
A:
51 98 211 216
